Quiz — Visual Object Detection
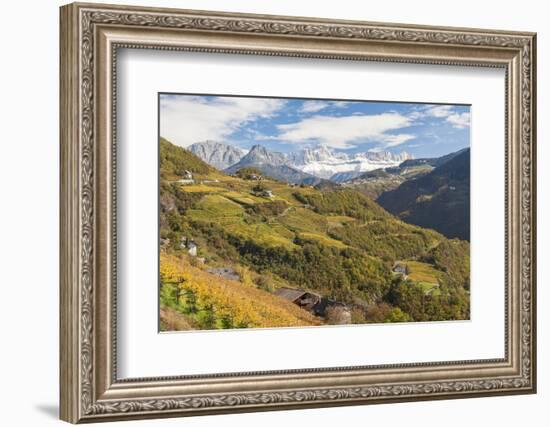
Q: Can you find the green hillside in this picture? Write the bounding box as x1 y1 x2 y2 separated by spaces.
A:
346 148 467 201
345 163 434 199
377 148 470 241
159 138 470 328
160 137 217 179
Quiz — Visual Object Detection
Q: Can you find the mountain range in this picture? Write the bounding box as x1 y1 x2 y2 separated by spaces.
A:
187 140 412 182
188 140 246 170
289 146 412 180
225 145 325 185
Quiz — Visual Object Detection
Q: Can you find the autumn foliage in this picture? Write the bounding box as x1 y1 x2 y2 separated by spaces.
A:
160 253 320 330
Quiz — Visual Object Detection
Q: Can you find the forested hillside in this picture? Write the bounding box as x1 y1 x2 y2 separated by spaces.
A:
377 148 470 240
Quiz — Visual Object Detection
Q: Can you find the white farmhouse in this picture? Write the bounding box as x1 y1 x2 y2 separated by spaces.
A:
176 170 194 185
187 241 198 257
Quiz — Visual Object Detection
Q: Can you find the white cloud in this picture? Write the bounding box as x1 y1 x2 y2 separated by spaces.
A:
276 112 413 149
367 146 384 153
332 101 351 108
298 101 349 113
298 101 330 113
409 105 470 129
424 105 454 118
245 128 279 141
447 112 471 128
160 95 285 147
381 133 416 147
298 100 350 114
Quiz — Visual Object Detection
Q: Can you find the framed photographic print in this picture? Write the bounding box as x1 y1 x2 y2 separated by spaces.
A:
60 2 537 423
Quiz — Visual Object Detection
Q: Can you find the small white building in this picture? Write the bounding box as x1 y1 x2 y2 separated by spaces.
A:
187 241 198 257
393 263 408 276
177 179 194 185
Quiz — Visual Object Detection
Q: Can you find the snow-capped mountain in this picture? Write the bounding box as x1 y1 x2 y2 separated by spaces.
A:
188 141 246 170
232 144 288 167
187 140 412 183
287 145 347 165
288 145 413 180
225 145 323 185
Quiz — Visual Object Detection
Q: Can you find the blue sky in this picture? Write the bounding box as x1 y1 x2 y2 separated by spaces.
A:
160 93 470 158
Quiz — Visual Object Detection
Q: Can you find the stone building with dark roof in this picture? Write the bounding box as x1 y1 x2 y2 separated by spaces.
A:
273 287 321 311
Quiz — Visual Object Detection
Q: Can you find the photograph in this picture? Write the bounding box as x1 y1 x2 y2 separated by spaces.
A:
158 94 471 331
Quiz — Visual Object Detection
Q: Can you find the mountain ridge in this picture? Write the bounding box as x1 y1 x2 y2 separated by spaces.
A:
225 145 325 185
188 140 246 170
187 139 413 181
377 148 470 240
342 147 468 199
288 145 413 180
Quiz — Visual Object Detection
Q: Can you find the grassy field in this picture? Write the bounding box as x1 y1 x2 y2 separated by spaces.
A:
277 207 328 234
178 184 222 193
393 260 441 295
404 260 440 284
326 215 357 227
225 221 298 249
416 281 441 295
187 194 245 225
223 191 264 205
297 232 348 248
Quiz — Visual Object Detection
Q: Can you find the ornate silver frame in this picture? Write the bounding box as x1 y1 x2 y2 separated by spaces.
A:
60 2 537 423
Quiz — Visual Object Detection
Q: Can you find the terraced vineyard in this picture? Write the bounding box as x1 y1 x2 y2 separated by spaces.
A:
160 253 320 330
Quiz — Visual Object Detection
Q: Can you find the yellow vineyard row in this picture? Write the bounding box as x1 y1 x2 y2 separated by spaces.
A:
160 253 320 329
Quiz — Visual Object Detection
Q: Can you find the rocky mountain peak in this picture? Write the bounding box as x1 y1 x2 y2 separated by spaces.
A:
243 145 287 166
188 140 246 170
